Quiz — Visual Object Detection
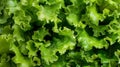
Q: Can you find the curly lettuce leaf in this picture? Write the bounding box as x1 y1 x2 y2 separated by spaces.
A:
36 3 62 22
76 27 108 51
40 27 76 64
32 27 49 41
0 35 11 54
10 42 32 67
13 10 31 31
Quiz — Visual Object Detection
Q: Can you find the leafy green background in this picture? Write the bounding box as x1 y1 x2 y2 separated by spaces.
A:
0 0 120 67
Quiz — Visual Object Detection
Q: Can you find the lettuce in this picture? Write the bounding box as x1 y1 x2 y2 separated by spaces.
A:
1 0 120 66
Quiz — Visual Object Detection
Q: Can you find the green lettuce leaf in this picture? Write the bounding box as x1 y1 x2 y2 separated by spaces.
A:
76 27 108 51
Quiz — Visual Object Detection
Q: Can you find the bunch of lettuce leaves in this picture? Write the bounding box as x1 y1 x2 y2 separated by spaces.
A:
1 0 120 67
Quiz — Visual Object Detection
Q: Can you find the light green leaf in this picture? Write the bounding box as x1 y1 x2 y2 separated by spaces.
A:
76 28 108 51
13 10 31 31
36 4 61 22
32 27 49 41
